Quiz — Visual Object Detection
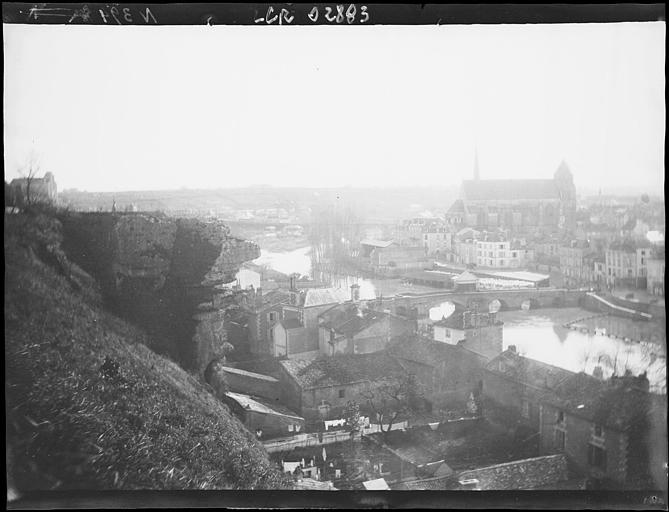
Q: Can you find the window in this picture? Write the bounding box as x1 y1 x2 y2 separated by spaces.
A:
499 244 504 250
500 260 505 267
593 424 603 438
445 328 451 337
521 399 530 419
588 444 607 469
268 311 277 323
512 252 517 258
338 389 345 399
557 410 565 424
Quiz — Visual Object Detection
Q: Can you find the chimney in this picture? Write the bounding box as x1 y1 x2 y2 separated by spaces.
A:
592 365 604 380
350 283 360 303
289 274 297 291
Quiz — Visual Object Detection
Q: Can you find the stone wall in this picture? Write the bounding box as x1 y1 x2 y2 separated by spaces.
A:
458 454 569 490
59 212 260 373
539 403 627 484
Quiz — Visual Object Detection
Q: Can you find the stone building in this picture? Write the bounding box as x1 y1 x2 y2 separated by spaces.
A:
277 352 407 422
390 336 488 410
538 371 666 488
9 172 58 206
241 288 292 356
432 307 503 360
646 249 665 296
605 239 652 289
317 302 414 356
483 348 575 432
559 240 603 288
448 160 577 234
476 236 534 269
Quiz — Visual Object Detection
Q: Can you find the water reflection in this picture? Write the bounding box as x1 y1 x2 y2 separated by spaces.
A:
498 308 666 394
254 247 313 278
429 301 456 321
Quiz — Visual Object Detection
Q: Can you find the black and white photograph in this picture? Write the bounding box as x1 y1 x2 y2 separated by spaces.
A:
3 3 667 509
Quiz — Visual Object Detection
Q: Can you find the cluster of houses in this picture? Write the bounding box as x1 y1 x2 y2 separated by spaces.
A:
359 160 664 297
208 269 665 489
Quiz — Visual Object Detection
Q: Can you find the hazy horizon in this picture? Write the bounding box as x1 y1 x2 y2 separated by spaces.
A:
4 22 665 194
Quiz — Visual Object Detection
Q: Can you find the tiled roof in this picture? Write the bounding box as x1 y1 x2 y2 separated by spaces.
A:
319 303 388 337
454 271 478 283
225 392 303 420
303 287 348 308
539 372 664 431
457 454 569 490
280 353 404 389
219 365 279 383
485 351 574 391
390 336 486 368
463 179 559 201
397 475 457 490
432 306 468 329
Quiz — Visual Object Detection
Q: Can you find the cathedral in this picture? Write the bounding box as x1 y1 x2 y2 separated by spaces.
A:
446 157 577 234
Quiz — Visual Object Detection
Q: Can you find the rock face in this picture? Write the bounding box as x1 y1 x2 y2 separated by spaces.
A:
60 212 260 373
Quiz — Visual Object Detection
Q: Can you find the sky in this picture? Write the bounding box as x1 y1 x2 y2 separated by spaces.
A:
3 22 665 193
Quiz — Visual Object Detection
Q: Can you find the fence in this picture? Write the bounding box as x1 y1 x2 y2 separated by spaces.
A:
263 421 409 453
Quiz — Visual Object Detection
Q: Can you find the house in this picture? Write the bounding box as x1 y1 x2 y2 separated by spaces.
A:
390 336 488 410
605 239 652 289
271 318 312 359
483 348 575 432
559 240 606 289
317 302 414 356
241 288 291 356
476 236 534 269
452 270 478 292
277 352 407 421
538 371 667 488
221 391 305 440
431 307 503 360
277 284 350 356
8 172 58 206
646 249 665 296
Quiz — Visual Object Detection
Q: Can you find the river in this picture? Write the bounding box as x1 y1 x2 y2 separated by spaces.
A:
233 247 666 394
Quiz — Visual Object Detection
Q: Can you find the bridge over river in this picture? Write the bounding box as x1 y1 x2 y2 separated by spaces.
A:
379 288 590 317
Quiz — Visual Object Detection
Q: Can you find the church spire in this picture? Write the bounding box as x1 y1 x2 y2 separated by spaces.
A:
474 146 480 181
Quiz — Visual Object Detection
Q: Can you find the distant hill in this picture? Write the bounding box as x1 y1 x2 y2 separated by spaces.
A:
5 209 289 492
58 186 460 224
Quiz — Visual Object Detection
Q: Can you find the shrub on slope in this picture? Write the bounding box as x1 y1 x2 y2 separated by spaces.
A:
5 212 290 491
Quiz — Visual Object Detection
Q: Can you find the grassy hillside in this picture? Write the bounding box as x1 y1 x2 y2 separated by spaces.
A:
5 210 290 492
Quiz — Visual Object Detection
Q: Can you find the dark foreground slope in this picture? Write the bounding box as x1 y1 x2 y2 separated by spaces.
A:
5 211 289 492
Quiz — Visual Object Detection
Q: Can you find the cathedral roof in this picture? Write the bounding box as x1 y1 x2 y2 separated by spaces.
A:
462 179 560 201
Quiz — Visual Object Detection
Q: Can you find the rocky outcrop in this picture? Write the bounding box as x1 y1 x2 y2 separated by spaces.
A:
59 212 260 373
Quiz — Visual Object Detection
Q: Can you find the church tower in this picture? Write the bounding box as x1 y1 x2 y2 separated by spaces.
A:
554 160 577 231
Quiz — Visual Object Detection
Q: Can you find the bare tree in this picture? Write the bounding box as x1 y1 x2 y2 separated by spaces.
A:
361 372 422 437
18 150 42 207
